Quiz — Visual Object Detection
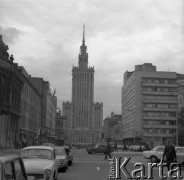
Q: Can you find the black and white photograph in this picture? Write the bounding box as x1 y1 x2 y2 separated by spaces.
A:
0 0 184 179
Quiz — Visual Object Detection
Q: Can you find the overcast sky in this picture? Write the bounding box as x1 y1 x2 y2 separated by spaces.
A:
0 0 184 118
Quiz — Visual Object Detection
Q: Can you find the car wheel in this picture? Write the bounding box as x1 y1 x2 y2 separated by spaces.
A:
150 156 157 163
91 150 95 154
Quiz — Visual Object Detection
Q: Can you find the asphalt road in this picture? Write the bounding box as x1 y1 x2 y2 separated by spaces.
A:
59 149 184 180
1 148 184 180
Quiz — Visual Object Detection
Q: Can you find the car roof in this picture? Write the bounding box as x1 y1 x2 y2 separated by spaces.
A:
22 145 54 151
0 155 21 163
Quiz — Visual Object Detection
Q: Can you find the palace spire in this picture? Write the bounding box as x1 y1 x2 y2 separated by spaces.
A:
82 24 85 44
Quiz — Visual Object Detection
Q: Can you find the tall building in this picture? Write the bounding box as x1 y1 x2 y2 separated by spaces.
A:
103 112 122 141
121 63 181 147
19 66 41 146
46 83 57 143
29 78 57 143
63 27 103 145
0 35 23 148
55 108 64 138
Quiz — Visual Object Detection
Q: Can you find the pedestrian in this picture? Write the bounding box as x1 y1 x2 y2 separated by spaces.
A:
105 141 112 160
124 144 127 151
162 141 177 171
114 142 117 152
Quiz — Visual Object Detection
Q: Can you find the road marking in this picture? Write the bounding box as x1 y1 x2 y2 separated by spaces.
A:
97 166 100 170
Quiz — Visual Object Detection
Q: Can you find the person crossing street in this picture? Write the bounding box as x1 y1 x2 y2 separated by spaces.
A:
105 141 112 160
163 141 177 171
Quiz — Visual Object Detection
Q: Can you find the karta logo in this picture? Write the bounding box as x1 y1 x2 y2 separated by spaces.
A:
109 157 183 179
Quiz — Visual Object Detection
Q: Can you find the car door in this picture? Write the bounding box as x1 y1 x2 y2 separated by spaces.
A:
175 147 184 164
98 145 102 153
13 159 27 180
98 145 105 153
53 149 58 176
4 161 15 180
155 147 164 159
93 145 99 153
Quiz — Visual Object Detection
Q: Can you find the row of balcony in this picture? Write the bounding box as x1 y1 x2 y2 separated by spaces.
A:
123 133 174 139
142 82 177 87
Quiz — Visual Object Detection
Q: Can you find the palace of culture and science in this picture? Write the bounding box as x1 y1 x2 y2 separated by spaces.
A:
62 27 103 145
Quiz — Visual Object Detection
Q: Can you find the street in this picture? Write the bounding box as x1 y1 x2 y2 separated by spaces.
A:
58 149 184 180
1 148 184 180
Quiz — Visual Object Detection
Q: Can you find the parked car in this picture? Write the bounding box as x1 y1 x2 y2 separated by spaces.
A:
86 143 111 154
0 155 29 180
143 146 165 163
21 146 58 180
143 146 184 164
55 146 68 172
62 145 73 166
129 145 146 151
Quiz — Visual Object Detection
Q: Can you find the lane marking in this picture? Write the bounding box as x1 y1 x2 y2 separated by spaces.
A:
97 166 100 170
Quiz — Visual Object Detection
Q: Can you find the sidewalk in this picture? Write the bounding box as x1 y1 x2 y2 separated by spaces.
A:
0 149 21 156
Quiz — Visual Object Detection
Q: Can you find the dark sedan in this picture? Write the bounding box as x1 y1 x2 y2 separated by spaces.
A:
86 144 108 154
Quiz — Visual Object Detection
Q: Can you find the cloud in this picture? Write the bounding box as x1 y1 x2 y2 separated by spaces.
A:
0 0 183 118
0 26 23 44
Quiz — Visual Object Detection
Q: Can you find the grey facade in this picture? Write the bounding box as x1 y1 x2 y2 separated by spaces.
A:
122 63 180 147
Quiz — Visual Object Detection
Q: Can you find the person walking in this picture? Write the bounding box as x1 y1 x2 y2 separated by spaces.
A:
105 141 112 160
163 141 177 171
124 144 127 151
114 142 117 152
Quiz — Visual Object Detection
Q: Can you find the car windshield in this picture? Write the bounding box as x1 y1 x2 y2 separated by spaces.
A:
151 146 164 151
21 149 52 160
56 148 65 155
176 148 184 153
94 144 100 148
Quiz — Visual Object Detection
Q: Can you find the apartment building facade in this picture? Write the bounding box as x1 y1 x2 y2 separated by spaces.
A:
103 112 122 141
55 108 64 138
122 63 180 147
29 78 57 143
19 67 41 146
0 35 23 148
